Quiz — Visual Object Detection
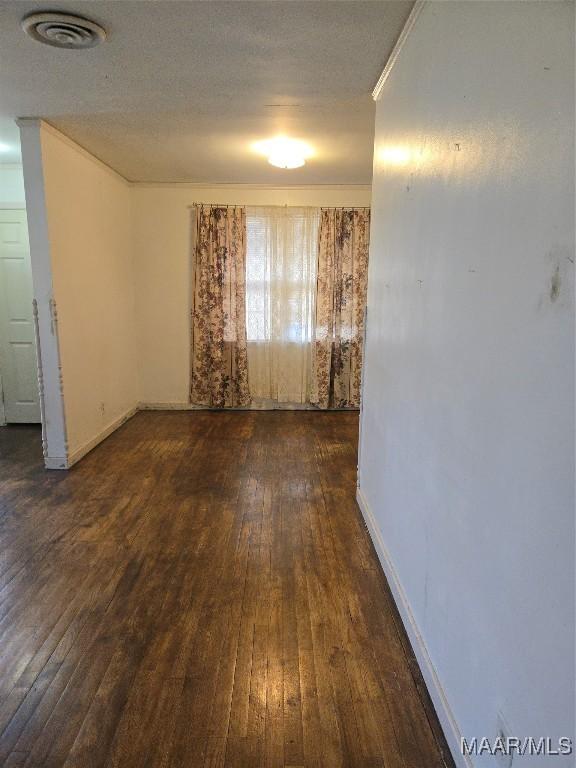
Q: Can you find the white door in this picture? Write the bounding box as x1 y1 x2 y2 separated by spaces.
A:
0 209 41 423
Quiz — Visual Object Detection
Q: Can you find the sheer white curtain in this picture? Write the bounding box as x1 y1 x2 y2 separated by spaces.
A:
246 206 320 406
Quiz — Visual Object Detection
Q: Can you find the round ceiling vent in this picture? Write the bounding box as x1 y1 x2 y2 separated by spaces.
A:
21 12 106 49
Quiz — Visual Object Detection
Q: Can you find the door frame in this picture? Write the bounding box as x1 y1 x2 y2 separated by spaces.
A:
0 206 41 425
0 202 30 428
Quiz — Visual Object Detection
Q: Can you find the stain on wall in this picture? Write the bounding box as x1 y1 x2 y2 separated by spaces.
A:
550 264 561 302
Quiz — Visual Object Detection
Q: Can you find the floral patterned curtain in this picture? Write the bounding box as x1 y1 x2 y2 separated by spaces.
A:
190 205 250 407
311 208 370 409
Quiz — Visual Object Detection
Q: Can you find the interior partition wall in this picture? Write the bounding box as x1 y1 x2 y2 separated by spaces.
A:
18 118 68 468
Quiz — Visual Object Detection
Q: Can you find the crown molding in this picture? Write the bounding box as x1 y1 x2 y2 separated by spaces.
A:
372 0 427 101
14 123 372 191
16 118 130 186
131 182 372 191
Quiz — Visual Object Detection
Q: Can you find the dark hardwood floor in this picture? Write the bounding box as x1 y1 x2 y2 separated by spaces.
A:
0 412 453 768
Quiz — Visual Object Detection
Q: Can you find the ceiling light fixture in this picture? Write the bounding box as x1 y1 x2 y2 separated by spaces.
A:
252 137 312 169
21 12 107 49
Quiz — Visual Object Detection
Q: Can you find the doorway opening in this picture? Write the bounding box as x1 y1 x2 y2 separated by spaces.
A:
0 163 43 458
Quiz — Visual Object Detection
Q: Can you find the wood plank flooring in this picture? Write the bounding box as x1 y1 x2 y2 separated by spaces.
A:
0 412 454 768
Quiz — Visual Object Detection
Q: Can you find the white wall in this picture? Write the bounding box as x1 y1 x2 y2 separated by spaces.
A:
132 184 371 405
40 124 138 462
0 164 25 205
358 2 574 766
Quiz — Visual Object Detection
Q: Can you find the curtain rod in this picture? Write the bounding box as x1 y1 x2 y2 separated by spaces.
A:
187 203 370 210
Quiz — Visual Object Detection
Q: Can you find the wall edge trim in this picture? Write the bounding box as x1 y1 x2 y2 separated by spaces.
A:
19 119 69 466
32 299 48 458
49 298 69 461
65 405 138 468
132 182 373 191
356 484 471 768
372 0 427 101
44 456 68 470
139 402 198 410
16 118 131 186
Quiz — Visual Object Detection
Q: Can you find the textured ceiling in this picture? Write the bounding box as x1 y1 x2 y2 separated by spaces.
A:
0 1 414 183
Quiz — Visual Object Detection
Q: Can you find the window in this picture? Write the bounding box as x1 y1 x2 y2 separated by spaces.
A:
245 207 319 343
245 206 320 403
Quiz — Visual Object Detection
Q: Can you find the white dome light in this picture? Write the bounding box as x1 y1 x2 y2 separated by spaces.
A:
252 137 312 169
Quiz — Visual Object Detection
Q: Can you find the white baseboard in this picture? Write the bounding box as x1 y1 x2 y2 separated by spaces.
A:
137 402 352 412
47 403 192 470
64 405 139 468
138 401 199 410
356 485 471 768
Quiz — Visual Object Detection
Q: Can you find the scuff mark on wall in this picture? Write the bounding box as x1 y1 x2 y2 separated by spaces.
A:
550 264 561 303
537 248 574 311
